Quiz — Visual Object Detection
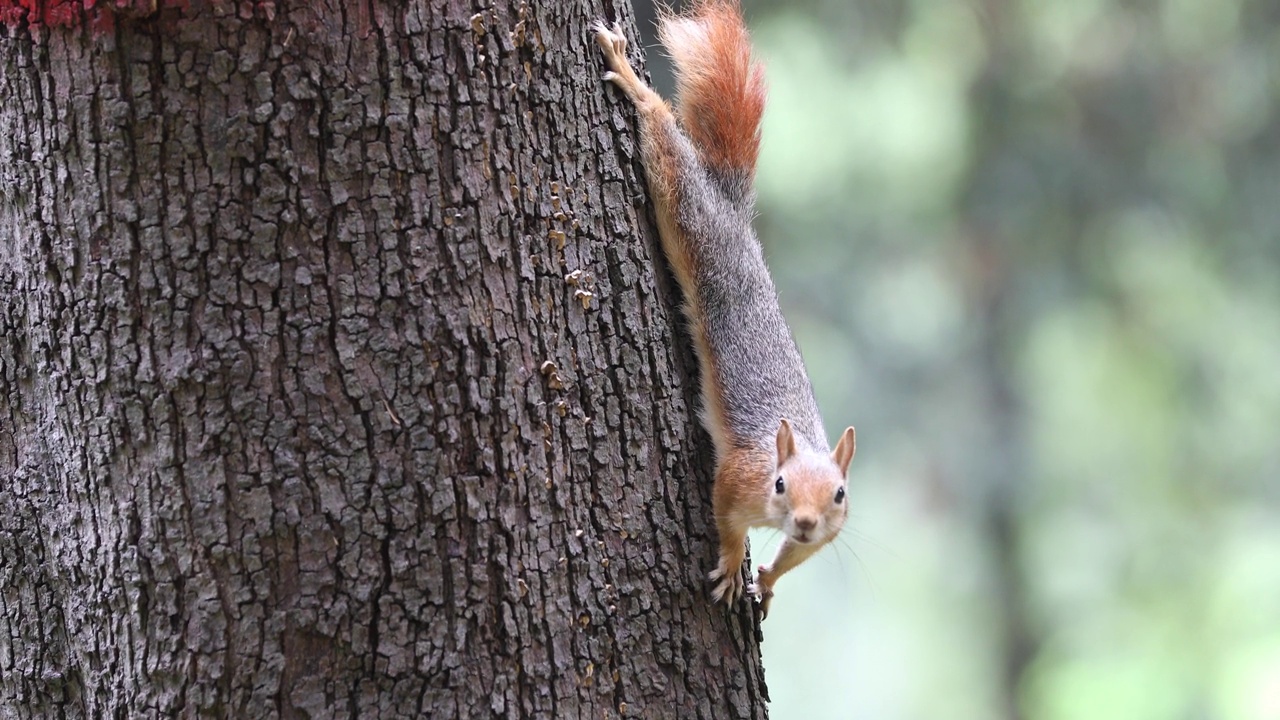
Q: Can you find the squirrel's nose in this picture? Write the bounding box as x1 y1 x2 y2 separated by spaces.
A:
794 515 817 533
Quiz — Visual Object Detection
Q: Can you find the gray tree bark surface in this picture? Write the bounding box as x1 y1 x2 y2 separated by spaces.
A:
0 1 768 717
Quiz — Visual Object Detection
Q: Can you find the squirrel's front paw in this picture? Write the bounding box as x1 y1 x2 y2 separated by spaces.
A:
592 21 628 73
747 567 776 619
708 559 745 604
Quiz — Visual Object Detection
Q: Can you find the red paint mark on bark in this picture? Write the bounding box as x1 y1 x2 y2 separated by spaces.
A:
0 0 190 28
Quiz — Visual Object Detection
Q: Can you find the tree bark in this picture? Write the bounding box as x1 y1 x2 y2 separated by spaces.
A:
0 1 768 717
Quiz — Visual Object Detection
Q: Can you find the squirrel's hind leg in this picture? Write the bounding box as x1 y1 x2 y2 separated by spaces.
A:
594 22 667 113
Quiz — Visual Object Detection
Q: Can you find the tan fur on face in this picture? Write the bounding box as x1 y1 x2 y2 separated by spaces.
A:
772 451 847 543
711 440 847 546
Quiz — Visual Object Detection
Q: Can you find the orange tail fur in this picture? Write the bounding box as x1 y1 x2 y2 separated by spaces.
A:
659 0 766 178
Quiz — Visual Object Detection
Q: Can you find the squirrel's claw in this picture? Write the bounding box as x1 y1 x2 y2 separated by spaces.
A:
708 563 745 604
747 571 776 619
592 20 627 59
593 21 624 88
593 19 650 102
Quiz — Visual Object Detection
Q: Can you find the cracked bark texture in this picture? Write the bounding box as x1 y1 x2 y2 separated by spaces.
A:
0 1 769 717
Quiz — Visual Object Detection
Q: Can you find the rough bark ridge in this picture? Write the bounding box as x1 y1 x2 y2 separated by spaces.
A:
0 1 768 717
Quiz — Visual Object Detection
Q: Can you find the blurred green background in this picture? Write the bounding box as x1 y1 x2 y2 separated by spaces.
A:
631 1 1280 718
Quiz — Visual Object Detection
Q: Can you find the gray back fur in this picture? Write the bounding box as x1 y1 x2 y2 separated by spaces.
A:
662 129 829 454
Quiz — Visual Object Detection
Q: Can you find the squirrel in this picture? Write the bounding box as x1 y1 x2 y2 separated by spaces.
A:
594 1 856 618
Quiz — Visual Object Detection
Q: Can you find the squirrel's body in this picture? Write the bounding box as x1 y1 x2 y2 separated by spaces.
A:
595 1 855 617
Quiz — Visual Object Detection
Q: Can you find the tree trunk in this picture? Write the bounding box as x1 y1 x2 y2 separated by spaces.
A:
0 2 768 717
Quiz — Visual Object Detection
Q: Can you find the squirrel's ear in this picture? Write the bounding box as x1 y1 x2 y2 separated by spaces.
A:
775 419 797 465
831 426 856 476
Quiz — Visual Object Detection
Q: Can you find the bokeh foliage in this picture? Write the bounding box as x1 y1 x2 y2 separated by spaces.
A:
633 0 1280 717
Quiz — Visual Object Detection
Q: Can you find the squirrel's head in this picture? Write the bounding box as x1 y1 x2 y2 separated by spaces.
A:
766 419 856 546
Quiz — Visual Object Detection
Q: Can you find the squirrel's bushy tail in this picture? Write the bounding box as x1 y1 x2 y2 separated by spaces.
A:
659 0 765 187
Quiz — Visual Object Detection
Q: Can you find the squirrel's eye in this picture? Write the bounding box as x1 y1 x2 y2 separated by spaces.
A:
834 487 846 504
774 476 785 494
